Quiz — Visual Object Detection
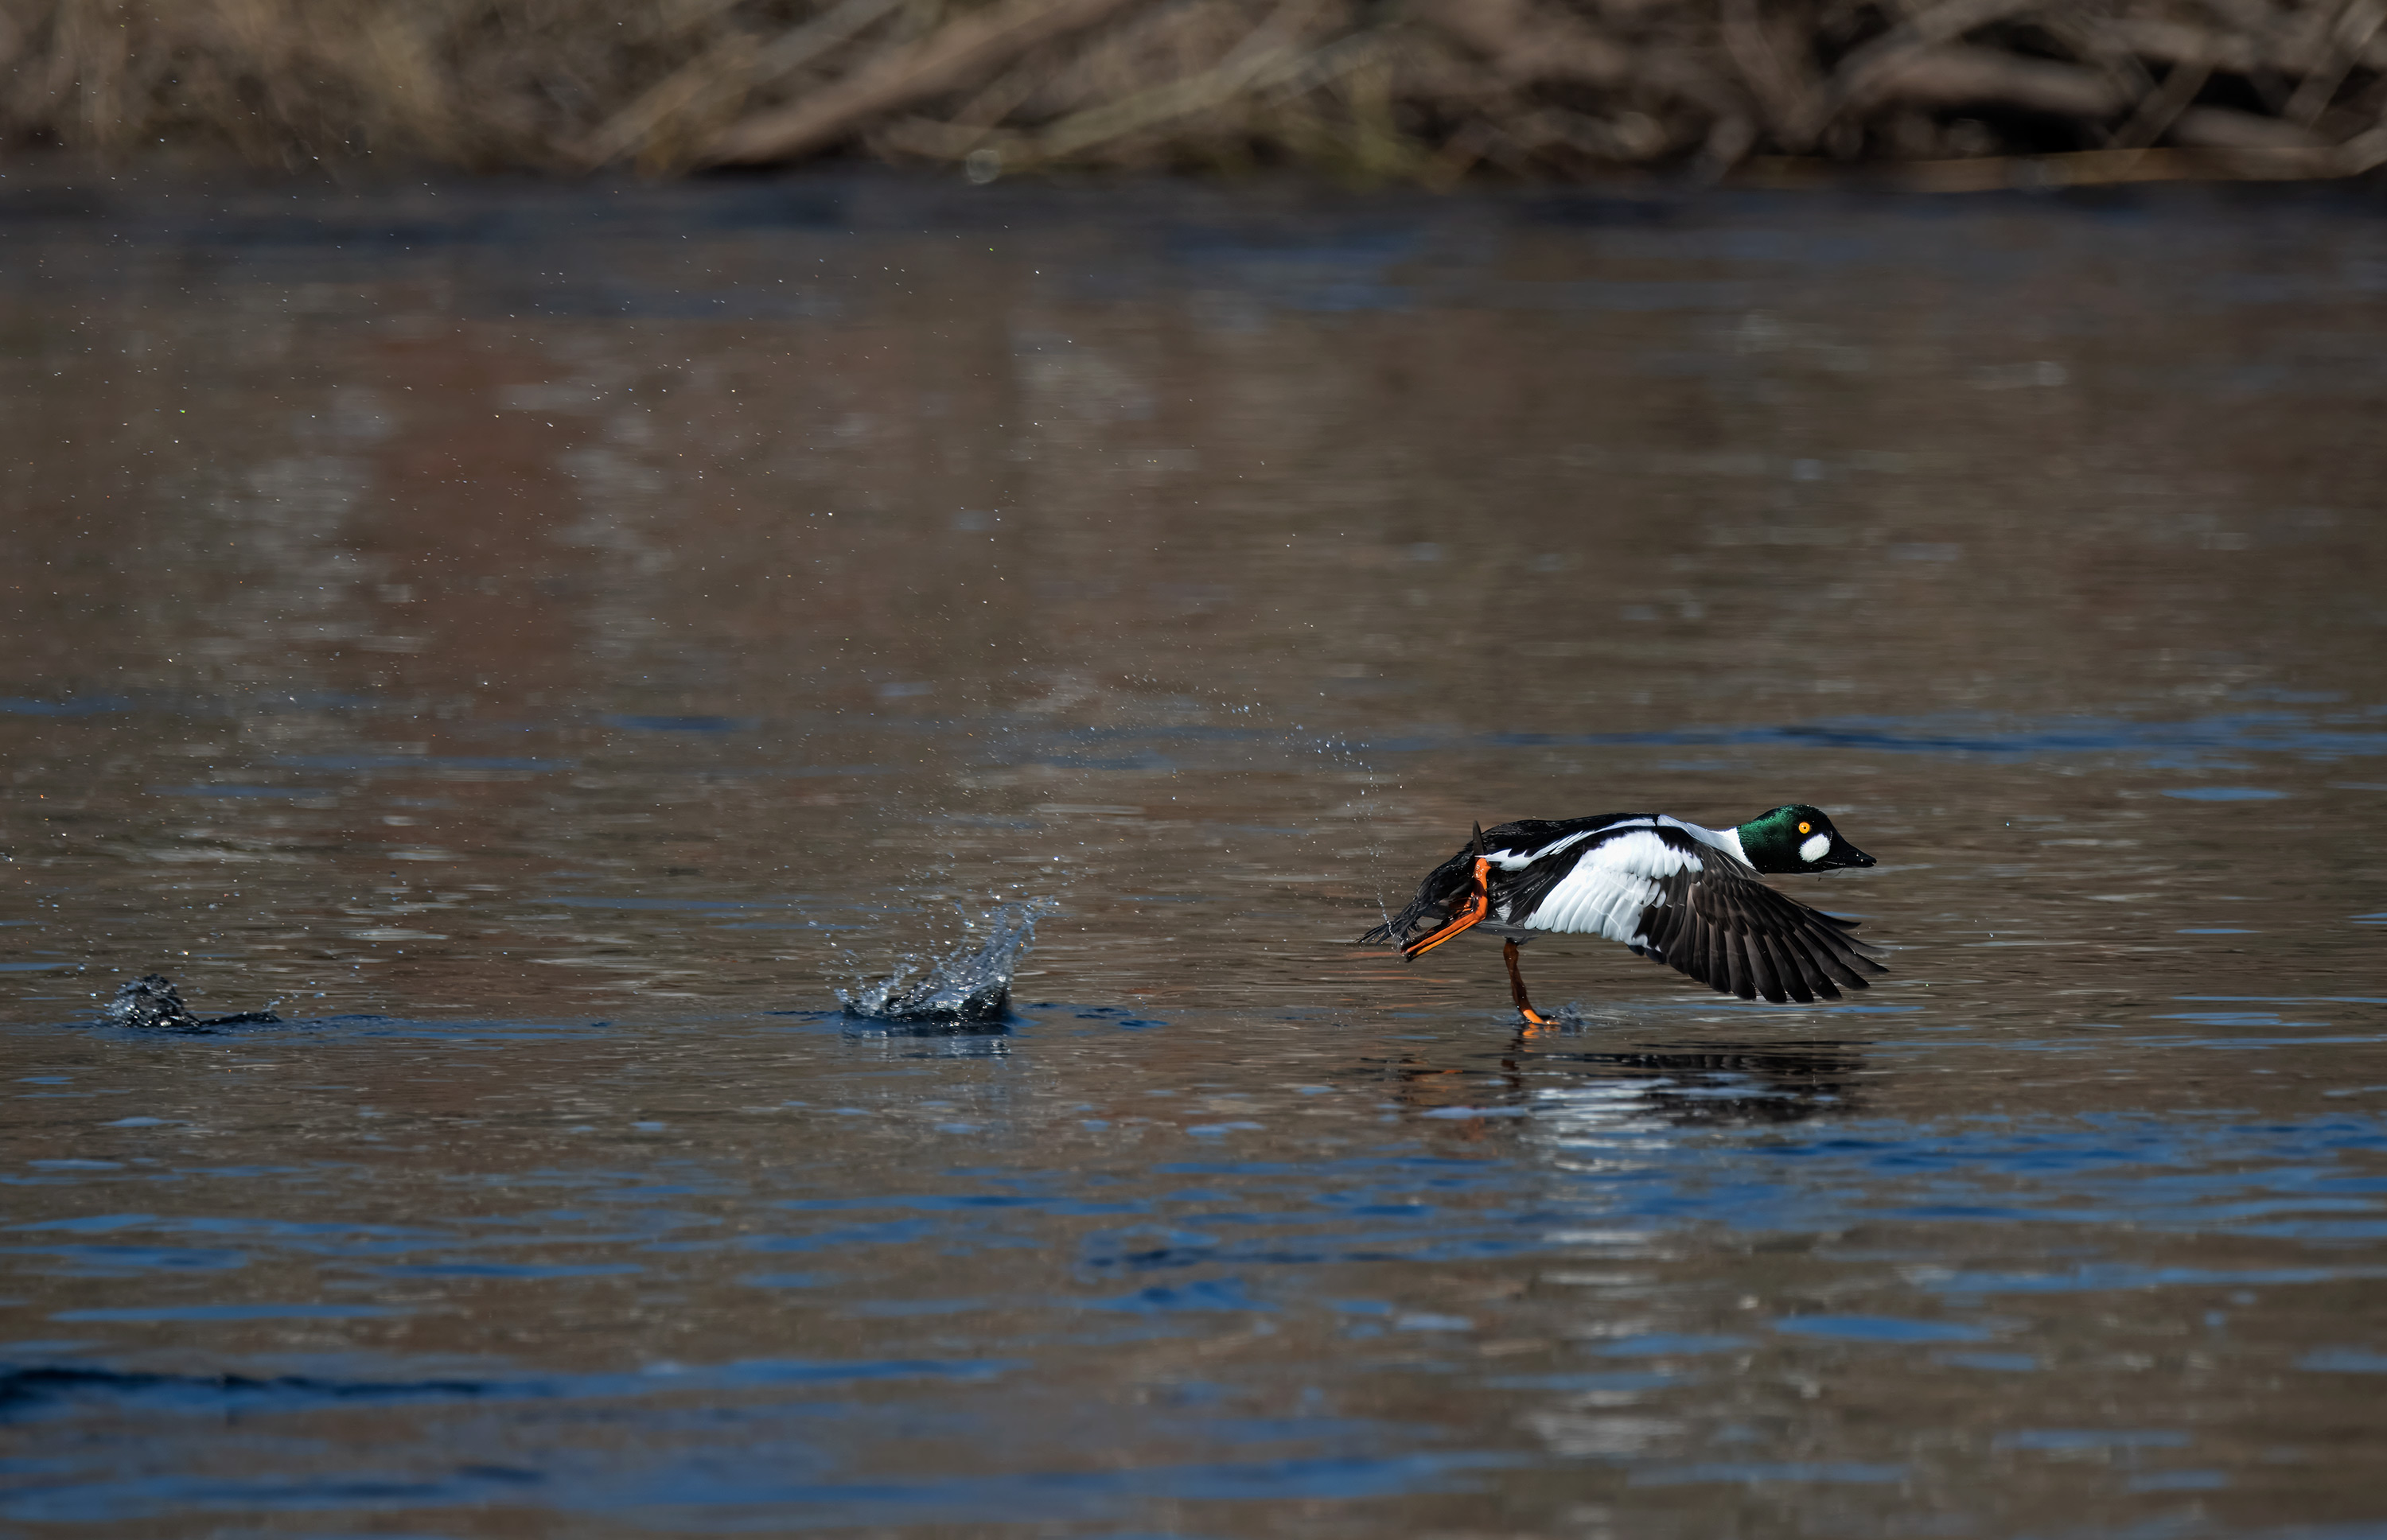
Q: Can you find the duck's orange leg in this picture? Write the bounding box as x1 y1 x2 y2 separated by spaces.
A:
1505 939 1553 1029
1400 855 1489 958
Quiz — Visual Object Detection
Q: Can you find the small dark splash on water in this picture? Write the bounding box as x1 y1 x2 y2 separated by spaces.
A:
102 974 282 1031
0 1363 508 1420
836 900 1052 1028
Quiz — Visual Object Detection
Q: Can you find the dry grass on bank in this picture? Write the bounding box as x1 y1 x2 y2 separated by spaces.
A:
6 0 2386 187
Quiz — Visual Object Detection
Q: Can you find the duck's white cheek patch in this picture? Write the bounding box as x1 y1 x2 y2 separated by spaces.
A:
1800 833 1830 863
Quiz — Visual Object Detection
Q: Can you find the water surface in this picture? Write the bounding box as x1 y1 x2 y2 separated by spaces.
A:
2 173 2385 1538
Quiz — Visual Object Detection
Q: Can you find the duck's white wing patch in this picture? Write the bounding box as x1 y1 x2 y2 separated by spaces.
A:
1520 828 1704 944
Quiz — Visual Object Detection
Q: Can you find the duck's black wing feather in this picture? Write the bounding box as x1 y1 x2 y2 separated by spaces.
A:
1634 860 1885 1004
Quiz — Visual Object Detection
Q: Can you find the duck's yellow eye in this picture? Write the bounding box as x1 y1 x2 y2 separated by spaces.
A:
1797 821 1812 834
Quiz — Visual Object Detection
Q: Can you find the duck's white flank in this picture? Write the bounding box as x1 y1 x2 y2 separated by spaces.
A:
1516 832 1679 942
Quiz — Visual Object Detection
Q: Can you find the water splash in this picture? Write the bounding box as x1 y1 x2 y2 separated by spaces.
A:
836 900 1053 1025
103 974 282 1031
1542 1000 1614 1032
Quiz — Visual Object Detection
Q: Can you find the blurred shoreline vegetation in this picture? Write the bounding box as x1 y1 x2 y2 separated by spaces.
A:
4 0 2385 188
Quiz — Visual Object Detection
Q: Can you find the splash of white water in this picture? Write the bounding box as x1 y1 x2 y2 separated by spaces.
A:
836 900 1053 1025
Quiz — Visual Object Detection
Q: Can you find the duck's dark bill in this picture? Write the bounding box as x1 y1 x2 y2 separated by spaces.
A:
1401 907 1482 957
1822 840 1876 869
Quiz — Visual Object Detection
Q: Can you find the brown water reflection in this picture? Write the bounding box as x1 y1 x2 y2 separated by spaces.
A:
2 173 2385 1537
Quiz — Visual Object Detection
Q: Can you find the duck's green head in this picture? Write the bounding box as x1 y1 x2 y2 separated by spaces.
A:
1736 805 1876 875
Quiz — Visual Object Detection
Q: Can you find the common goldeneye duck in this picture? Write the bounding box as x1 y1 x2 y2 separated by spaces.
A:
1357 805 1885 1025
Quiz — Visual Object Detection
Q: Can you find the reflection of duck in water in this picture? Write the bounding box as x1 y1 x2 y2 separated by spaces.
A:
1527 1042 1862 1129
1359 807 1884 1025
1369 1039 1863 1132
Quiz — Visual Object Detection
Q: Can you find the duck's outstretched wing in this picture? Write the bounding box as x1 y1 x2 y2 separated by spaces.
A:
1504 822 1886 1004
1632 861 1884 1005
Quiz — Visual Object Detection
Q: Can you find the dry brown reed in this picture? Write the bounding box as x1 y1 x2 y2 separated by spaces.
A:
5 0 2385 186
